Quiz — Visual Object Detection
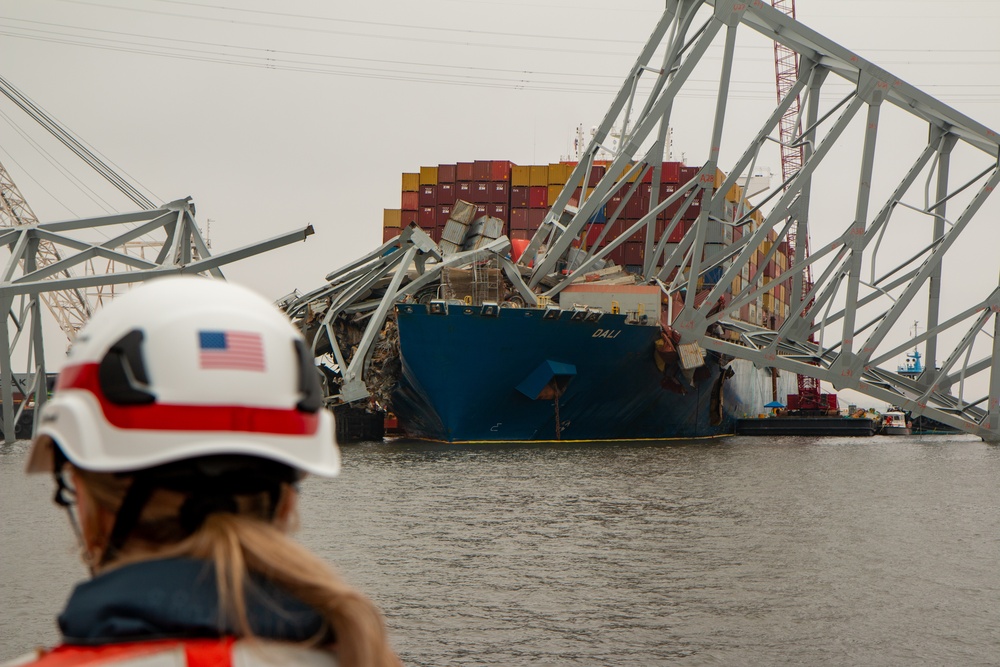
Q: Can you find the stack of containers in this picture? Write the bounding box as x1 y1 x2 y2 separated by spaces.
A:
386 161 800 330
383 160 513 244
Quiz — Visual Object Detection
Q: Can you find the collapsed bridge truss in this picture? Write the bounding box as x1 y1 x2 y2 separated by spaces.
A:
518 0 1000 439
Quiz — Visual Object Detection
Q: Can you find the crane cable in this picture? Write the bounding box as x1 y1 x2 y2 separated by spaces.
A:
0 74 156 210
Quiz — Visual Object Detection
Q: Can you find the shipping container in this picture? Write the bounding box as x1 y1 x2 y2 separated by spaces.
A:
527 208 546 229
438 164 457 183
511 165 531 187
401 210 418 227
383 227 399 243
437 182 456 206
490 160 513 181
510 186 529 208
383 209 402 228
473 181 490 201
509 228 531 241
528 186 548 209
489 203 507 222
401 173 420 192
418 184 437 207
456 162 474 181
419 166 438 185
548 162 568 185
436 205 452 227
548 184 563 206
679 165 700 184
528 165 549 186
475 203 489 218
456 181 473 201
401 191 418 211
418 206 436 228
510 207 530 231
491 181 509 204
624 241 644 265
472 160 492 181
585 223 605 249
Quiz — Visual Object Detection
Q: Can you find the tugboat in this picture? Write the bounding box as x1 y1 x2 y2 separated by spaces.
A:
880 409 913 436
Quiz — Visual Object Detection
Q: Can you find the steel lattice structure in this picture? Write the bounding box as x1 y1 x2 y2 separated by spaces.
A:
519 0 1000 439
1 197 314 444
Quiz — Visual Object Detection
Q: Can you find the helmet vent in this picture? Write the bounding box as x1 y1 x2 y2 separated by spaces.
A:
98 329 156 405
294 339 323 413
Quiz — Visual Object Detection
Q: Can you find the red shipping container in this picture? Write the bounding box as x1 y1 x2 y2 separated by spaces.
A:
382 227 399 243
490 160 513 181
585 223 605 249
510 207 530 231
510 186 530 208
456 181 473 201
606 245 625 265
679 165 700 184
456 162 474 181
527 208 546 229
430 227 442 243
438 164 457 183
624 242 644 265
625 193 649 220
437 204 452 226
528 186 548 209
826 394 838 410
418 184 437 207
491 181 509 204
509 228 531 241
401 210 418 227
401 191 418 211
489 203 507 221
475 203 489 218
437 182 456 205
473 181 490 203
418 206 436 228
473 160 492 181
588 164 607 187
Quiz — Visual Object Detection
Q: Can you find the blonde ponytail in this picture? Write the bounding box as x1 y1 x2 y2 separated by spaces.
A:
72 467 400 667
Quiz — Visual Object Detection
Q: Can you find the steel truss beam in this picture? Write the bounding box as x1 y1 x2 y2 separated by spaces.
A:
282 226 517 406
1 197 315 444
519 0 1000 439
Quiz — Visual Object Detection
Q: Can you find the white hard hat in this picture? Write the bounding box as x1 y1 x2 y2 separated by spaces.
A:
27 276 339 477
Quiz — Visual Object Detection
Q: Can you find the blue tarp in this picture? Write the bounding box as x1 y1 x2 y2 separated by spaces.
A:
516 360 578 399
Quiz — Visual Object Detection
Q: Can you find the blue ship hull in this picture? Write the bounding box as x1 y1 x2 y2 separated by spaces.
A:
392 303 761 442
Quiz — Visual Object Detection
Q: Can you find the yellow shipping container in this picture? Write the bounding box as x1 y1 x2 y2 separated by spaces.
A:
548 163 568 185
763 293 774 312
726 184 743 203
714 168 726 189
529 165 549 186
401 173 420 192
419 166 438 185
548 185 563 204
752 209 764 224
511 165 531 187
383 209 402 228
732 276 743 294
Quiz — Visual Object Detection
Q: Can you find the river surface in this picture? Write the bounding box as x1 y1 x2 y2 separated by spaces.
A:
2 434 999 665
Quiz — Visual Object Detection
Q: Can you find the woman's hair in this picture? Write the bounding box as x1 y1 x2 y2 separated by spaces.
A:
72 465 399 667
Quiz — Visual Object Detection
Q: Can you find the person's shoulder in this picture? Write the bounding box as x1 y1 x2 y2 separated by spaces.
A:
2 639 337 667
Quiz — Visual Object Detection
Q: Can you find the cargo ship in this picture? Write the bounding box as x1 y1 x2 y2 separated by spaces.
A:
286 157 800 442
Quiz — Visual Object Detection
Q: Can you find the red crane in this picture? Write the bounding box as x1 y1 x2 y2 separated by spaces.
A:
771 0 826 411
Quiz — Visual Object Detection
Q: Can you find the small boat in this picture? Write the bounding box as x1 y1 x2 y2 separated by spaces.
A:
880 410 912 436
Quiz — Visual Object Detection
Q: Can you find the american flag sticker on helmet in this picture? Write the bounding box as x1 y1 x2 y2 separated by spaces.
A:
198 330 266 371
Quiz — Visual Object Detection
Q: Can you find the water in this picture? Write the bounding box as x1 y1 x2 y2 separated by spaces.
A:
2 434 999 665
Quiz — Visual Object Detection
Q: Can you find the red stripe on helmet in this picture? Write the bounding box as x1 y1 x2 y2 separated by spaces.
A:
56 364 320 435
